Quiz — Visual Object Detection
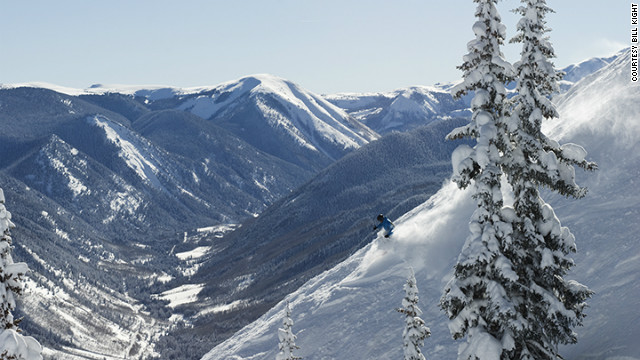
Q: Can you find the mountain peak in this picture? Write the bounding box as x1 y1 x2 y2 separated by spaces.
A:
237 73 289 88
214 73 325 107
174 74 378 169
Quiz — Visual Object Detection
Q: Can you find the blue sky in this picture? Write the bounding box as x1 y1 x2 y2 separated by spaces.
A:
0 0 629 94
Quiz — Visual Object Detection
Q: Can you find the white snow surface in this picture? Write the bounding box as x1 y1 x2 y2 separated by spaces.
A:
48 155 89 197
203 182 472 360
175 246 211 261
202 49 640 360
154 283 205 308
89 115 164 188
0 329 42 360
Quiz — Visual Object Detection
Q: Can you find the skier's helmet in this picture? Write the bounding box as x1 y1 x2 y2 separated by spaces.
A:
377 214 384 222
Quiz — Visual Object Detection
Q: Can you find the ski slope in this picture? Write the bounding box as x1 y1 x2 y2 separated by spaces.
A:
202 50 640 360
202 181 474 360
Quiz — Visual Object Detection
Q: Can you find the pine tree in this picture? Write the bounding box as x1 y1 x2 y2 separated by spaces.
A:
397 268 430 360
501 1 596 358
440 1 520 359
0 189 22 332
276 302 301 360
0 188 42 360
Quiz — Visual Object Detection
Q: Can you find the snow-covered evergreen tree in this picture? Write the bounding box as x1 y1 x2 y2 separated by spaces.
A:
397 268 430 360
501 1 596 358
0 188 42 360
440 1 520 359
276 302 301 360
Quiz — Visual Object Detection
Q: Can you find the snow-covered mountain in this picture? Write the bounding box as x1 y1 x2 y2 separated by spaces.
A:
322 52 623 136
0 49 627 359
558 51 620 89
325 85 471 134
0 76 376 358
1 74 374 233
171 74 379 170
202 49 639 360
133 109 309 208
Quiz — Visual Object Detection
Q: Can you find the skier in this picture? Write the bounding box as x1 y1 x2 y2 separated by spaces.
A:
373 214 394 238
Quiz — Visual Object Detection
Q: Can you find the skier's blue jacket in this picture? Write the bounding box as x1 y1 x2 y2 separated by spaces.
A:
374 217 394 234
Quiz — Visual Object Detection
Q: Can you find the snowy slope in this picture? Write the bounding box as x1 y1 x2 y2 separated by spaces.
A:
89 115 166 189
542 48 640 360
9 134 147 225
178 74 377 145
160 119 466 359
202 182 473 360
202 49 640 360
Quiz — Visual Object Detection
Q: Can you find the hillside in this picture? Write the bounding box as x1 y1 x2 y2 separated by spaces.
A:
154 118 470 359
0 76 376 358
202 49 639 360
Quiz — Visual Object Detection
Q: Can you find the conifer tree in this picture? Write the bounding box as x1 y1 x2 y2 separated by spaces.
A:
276 302 301 360
440 1 520 359
502 1 596 358
397 268 430 360
0 188 42 360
